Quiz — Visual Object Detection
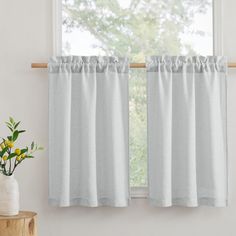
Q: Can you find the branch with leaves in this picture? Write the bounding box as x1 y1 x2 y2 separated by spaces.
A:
62 0 211 59
0 117 43 176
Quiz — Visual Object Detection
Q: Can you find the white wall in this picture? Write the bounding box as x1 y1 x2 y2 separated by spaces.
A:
0 1 236 236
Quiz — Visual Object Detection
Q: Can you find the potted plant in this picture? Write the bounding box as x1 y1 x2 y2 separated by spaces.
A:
0 117 43 216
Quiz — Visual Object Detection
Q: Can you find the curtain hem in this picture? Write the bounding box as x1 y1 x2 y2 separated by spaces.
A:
149 198 228 207
49 198 130 208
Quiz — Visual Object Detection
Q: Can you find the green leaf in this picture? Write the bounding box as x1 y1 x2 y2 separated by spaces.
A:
0 147 8 157
31 142 34 150
7 153 17 159
5 122 13 128
27 155 34 158
13 130 19 141
7 126 13 132
18 130 26 133
14 121 20 129
7 136 12 141
21 148 28 154
9 117 14 124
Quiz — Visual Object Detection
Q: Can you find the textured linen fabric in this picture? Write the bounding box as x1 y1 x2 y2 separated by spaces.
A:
48 56 130 207
146 56 228 207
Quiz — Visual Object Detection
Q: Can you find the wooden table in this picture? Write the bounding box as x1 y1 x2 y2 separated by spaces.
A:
0 211 37 236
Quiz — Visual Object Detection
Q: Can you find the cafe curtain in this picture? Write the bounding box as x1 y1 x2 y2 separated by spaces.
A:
146 56 228 207
48 56 130 207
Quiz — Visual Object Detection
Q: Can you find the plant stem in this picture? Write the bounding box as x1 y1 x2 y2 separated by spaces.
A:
11 160 21 175
3 161 7 175
11 158 17 175
9 159 12 174
8 148 11 174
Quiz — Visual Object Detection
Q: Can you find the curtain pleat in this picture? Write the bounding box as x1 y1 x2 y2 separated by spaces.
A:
147 56 228 207
49 56 130 207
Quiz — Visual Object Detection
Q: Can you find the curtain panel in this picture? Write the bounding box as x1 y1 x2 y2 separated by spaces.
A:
48 56 130 207
146 56 228 207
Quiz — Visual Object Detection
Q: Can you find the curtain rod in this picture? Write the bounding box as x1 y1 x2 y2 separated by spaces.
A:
31 62 236 69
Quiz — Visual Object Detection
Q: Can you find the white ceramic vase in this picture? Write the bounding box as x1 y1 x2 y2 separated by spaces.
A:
0 174 19 216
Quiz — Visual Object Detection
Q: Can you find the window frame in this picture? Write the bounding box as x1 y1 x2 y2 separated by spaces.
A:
52 0 223 198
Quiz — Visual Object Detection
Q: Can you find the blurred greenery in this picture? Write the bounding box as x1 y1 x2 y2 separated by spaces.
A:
62 0 211 186
129 69 147 186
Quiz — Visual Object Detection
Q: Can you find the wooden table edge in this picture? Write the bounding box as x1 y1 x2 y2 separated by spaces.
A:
0 211 37 220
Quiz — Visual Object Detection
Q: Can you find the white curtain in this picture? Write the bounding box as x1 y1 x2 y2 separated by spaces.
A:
48 56 130 207
147 56 228 207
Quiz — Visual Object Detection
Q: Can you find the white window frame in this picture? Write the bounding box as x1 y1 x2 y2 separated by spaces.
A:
213 0 223 55
52 0 223 198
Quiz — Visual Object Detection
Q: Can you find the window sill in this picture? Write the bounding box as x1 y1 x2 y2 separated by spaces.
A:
131 187 148 199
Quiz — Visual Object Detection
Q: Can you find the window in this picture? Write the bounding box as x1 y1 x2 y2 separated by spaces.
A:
54 0 221 195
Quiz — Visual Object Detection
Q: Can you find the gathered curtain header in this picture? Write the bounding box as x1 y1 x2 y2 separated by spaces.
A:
146 56 227 73
49 56 227 73
49 56 129 73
